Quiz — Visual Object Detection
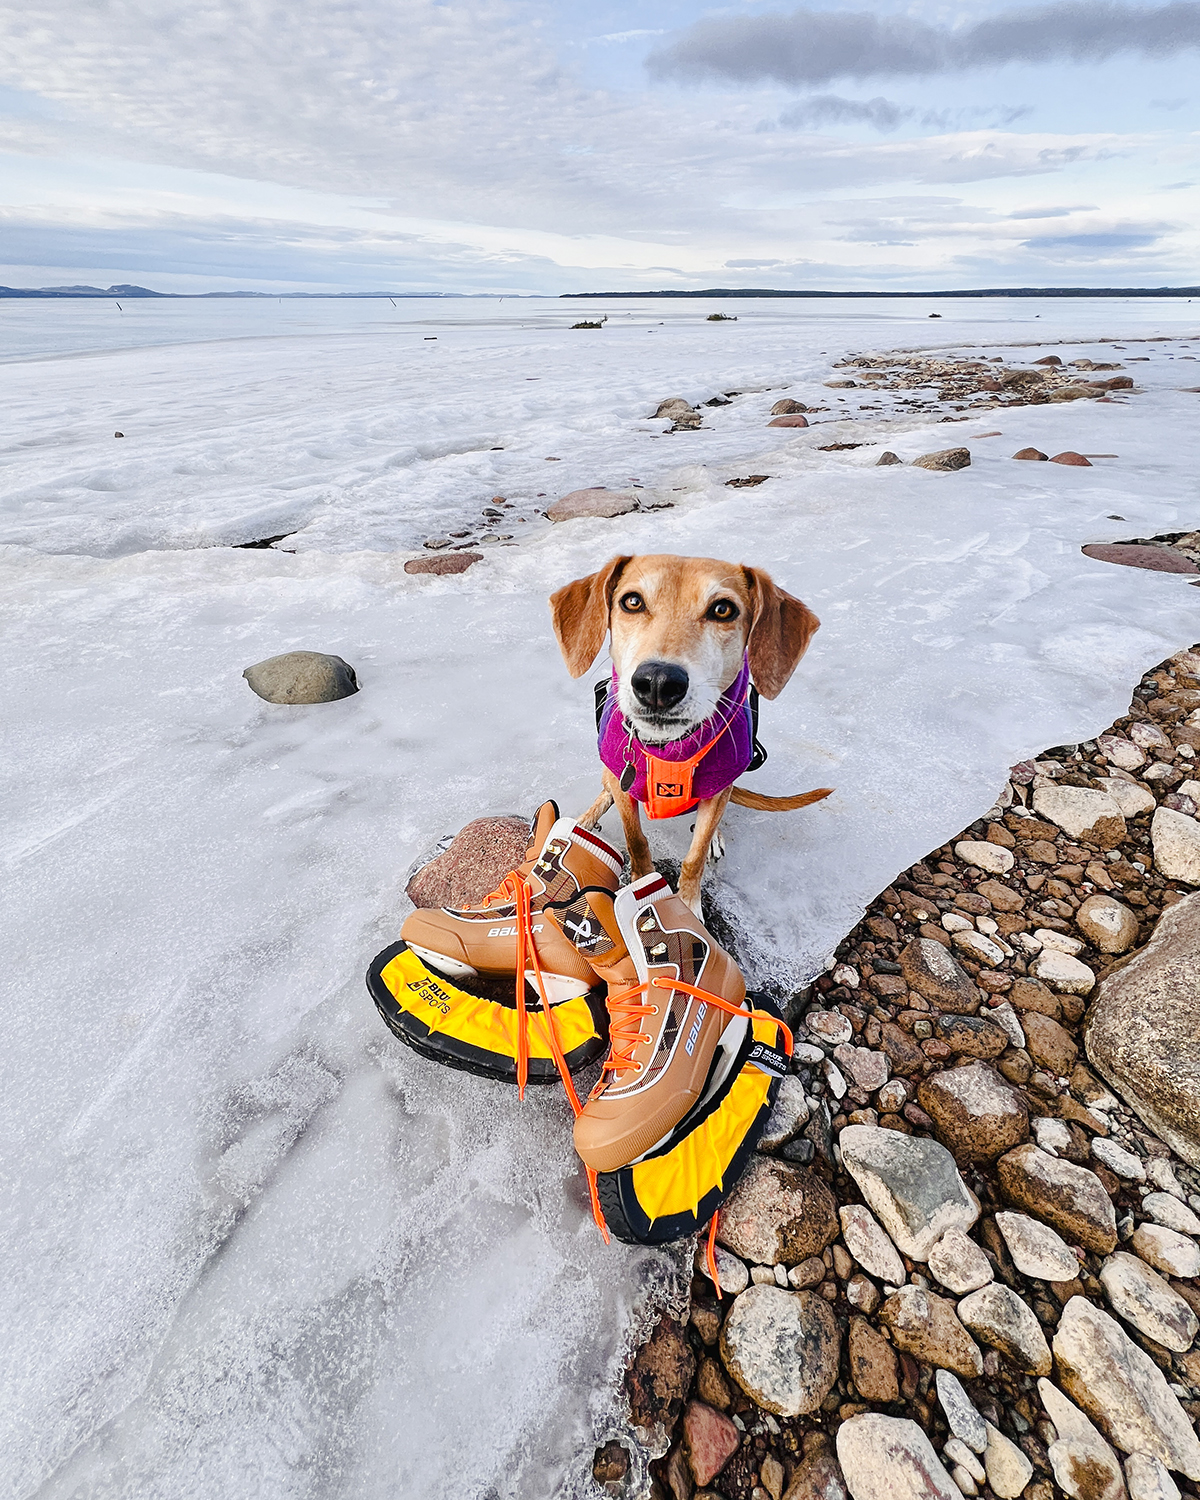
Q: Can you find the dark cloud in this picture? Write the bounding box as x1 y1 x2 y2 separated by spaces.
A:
1022 228 1164 251
648 2 1200 88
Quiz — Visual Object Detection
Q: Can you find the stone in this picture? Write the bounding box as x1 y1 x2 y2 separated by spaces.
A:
935 1013 1009 1059
1091 1137 1144 1181
242 649 359 704
879 1285 983 1378
918 1061 1029 1162
997 1144 1118 1253
1053 1296 1200 1478
780 1444 848 1500
1085 891 1200 1166
848 1315 899 1403
1010 977 1062 1019
840 1126 979 1262
836 1414 962 1500
546 487 639 522
899 938 981 1014
1014 446 1048 460
683 1400 740 1486
912 447 971 472
1125 1453 1181 1500
1085 543 1200 573
626 1316 696 1432
944 1438 984 1484
592 1440 629 1484
1143 1192 1200 1235
719 1286 840 1417
988 1003 1026 1049
1038 1377 1127 1500
789 1255 828 1289
1032 949 1096 995
952 930 1006 966
839 1204 906 1285
1151 807 1200 884
875 451 902 466
927 1228 993 1295
1130 1221 1200 1278
1033 1115 1073 1156
404 550 482 575
1023 1011 1079 1075
1076 895 1140 953
935 1369 987 1453
1130 721 1173 751
1098 734 1149 770
983 1422 1034 1499
1100 777 1157 818
758 1075 811 1151
405 814 531 909
956 1282 1052 1374
955 839 1014 875
1050 450 1092 465
1032 785 1126 848
718 1160 838 1266
1036 928 1084 956
807 1010 854 1045
654 397 692 416
696 1355 732 1410
768 414 809 427
1099 1251 1199 1352
771 398 808 415
703 1245 750 1295
761 1455 785 1500
834 1044 890 1092
995 1211 1079 1280
845 1273 880 1313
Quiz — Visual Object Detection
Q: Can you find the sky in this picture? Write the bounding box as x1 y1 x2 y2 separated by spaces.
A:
0 0 1197 293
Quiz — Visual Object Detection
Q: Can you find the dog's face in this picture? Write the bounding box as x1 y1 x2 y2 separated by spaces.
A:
550 554 819 745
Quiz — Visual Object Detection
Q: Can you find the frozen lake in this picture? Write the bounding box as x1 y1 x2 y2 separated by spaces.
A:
3 295 1200 1499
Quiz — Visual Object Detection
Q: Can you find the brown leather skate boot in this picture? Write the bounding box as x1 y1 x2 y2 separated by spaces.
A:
571 872 752 1173
401 801 623 1004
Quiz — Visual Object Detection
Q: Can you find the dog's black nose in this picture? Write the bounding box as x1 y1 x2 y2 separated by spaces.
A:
631 661 689 712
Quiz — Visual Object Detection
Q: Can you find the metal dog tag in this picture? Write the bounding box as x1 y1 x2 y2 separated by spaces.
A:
620 763 636 792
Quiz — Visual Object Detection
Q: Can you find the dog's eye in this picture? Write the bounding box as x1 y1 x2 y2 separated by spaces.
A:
619 592 645 614
706 599 739 622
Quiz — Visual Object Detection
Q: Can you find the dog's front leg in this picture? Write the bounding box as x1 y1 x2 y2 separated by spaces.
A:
604 766 654 879
679 790 731 915
580 786 614 831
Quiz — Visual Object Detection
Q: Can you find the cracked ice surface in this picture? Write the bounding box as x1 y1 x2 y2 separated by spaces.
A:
2 297 1199 1498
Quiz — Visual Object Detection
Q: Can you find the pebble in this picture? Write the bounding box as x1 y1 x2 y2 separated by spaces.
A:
1032 784 1126 848
242 650 359 704
988 1002 1026 1049
1142 1191 1200 1235
1101 776 1159 817
546 487 640 521
1130 1221 1200 1277
824 1059 848 1099
1039 1377 1127 1500
717 1159 839 1266
1151 806 1200 884
1033 1116 1073 1156
1147 1159 1186 1198
878 1284 983 1378
918 1061 1029 1162
994 1210 1079 1281
836 1413 963 1500
1031 948 1096 995
757 1074 811 1151
1125 1453 1182 1500
935 1368 987 1452
1092 1137 1145 1181
1055 1296 1200 1478
1022 1010 1079 1075
1076 893 1140 953
943 1437 984 1482
702 1244 750 1295
839 1204 906 1285
404 551 482 575
927 1228 994 1295
997 1144 1118 1253
952 929 1006 966
1098 733 1147 770
848 1315 899 1403
983 1421 1034 1499
898 938 982 1014
719 1286 841 1417
1099 1251 1199 1352
807 1010 854 1045
1013 446 1048 460
955 839 1014 875
839 1125 979 1261
683 1400 741 1486
956 1282 1053 1375
911 447 971 472
406 815 530 908
833 1044 889 1092
1034 928 1083 956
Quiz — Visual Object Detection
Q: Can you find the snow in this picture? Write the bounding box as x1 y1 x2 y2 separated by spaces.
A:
3 296 1199 1498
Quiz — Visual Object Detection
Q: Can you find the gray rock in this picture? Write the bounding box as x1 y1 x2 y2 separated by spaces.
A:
243 650 359 704
653 397 692 417
875 451 902 466
1038 1377 1126 1500
955 839 1014 876
840 1126 979 1262
927 1229 993 1295
1130 1221 1200 1277
757 1074 811 1151
1125 1453 1181 1500
836 1414 962 1500
1099 1251 1199 1352
918 1061 1029 1163
1092 1137 1146 1181
1076 894 1140 954
956 1283 1052 1375
717 1159 838 1266
994 1211 1078 1281
983 1422 1033 1500
879 1285 983 1379
546 488 639 522
997 1143 1118 1253
1086 891 1200 1167
1152 807 1200 884
1032 785 1126 848
719 1285 840 1417
833 1044 889 1092
839 1203 906 1286
935 1369 987 1453
911 447 971 472
1032 948 1096 995
1100 775 1157 817
898 938 981 1014
404 551 482 575
1053 1295 1200 1478
1143 1191 1200 1235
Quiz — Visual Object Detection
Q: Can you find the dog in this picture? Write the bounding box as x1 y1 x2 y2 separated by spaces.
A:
550 554 832 913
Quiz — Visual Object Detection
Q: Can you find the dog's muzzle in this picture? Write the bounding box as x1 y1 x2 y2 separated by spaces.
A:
630 660 689 714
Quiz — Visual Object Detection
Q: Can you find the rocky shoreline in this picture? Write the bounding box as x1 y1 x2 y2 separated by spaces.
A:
599 641 1200 1500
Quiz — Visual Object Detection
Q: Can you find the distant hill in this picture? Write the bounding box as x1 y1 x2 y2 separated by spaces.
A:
562 286 1200 299
0 285 479 298
0 284 171 298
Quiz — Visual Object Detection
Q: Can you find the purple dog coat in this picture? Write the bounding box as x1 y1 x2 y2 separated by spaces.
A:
598 656 755 817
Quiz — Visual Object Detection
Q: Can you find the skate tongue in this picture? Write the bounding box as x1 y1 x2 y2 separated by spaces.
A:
523 799 560 863
612 873 673 987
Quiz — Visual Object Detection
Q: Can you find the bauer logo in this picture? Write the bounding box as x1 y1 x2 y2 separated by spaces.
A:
684 1002 708 1055
487 924 544 937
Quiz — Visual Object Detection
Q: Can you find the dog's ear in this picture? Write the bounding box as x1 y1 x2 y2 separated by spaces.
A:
742 566 819 699
549 556 633 677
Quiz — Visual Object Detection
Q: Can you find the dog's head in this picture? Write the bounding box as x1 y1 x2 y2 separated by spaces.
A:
550 554 819 744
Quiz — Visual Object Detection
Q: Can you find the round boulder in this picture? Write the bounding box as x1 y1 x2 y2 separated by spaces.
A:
716 1158 838 1266
719 1285 840 1417
406 815 531 909
1075 894 1139 953
243 650 358 704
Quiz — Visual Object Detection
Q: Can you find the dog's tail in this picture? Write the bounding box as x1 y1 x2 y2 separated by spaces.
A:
730 785 834 812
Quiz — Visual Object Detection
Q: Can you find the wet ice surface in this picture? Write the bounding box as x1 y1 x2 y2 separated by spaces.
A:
3 297 1200 1498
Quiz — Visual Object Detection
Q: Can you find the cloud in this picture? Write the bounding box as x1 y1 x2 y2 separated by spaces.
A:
772 96 1032 134
1022 228 1164 251
724 257 783 267
648 1 1200 88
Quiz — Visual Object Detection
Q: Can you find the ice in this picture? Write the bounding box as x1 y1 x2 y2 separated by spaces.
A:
3 296 1199 1498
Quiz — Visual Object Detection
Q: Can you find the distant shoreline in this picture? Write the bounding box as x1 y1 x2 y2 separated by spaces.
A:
561 286 1200 299
1 283 1197 300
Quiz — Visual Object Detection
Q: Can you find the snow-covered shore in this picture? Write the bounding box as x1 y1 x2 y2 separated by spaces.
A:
3 297 1199 1498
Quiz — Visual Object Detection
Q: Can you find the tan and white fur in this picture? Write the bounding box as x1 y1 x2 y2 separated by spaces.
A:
550 554 831 914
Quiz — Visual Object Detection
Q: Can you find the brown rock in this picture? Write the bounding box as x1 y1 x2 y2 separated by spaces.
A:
1049 451 1092 466
1082 544 1200 575
1013 447 1049 460
697 1355 732 1411
935 1014 1009 1059
899 938 981 1014
977 879 1024 912
781 1446 848 1500
768 414 809 428
918 1061 1029 1161
878 1021 927 1076
627 1316 696 1432
912 447 971 472
875 451 902 467
879 1286 983 1379
1026 839 1061 863
593 1441 630 1484
1075 894 1139 953
717 1159 838 1266
1023 1012 1079 1076
406 814 531 908
404 551 483 575
997 1144 1118 1253
547 487 639 522
683 1400 740 1486
849 1316 899 1403
771 398 808 415
1033 356 1063 366
1008 977 1063 1020
998 1047 1034 1085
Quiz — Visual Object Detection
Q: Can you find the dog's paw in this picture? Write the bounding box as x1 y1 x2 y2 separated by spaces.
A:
708 830 725 863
